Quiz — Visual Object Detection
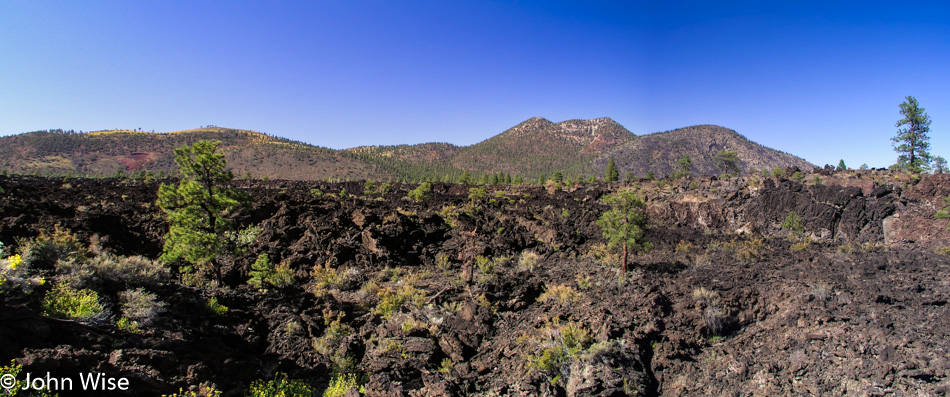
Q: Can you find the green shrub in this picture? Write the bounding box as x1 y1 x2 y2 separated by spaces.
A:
312 310 354 355
323 373 360 397
20 226 84 270
309 264 356 298
116 317 140 333
206 297 228 316
42 282 105 321
438 358 454 375
467 187 488 202
435 253 451 270
161 382 221 397
538 284 581 303
247 254 295 290
791 171 804 182
407 182 432 202
246 373 312 397
523 319 593 381
268 262 295 288
781 212 805 237
437 205 461 229
373 285 426 319
363 180 378 195
474 255 498 284
310 188 323 196
674 240 695 253
790 239 810 252
362 180 390 196
935 197 950 226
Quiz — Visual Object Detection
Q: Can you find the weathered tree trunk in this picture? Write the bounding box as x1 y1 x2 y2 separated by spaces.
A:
622 244 628 274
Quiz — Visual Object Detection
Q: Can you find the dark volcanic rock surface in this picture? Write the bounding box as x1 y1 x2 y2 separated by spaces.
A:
0 172 948 396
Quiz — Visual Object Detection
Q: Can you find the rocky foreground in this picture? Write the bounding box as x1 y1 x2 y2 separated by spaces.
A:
1 170 949 396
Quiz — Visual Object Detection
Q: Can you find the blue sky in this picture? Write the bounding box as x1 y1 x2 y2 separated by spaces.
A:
1 1 948 168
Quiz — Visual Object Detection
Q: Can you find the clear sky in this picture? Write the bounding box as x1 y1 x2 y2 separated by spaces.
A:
2 1 948 168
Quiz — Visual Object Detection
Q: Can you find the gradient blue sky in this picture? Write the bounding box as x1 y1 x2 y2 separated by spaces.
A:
2 1 948 168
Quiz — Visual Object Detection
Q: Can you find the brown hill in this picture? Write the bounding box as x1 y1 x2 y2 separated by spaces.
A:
0 128 381 180
450 117 636 177
591 124 815 178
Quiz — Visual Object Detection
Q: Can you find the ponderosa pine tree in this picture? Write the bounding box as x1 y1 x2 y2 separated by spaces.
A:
837 159 847 171
715 150 740 177
157 140 249 284
458 171 471 185
674 155 692 178
596 190 652 274
605 157 619 182
892 96 932 173
933 156 948 174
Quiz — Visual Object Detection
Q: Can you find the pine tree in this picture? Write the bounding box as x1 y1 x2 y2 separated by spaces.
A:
892 96 932 173
458 171 471 185
715 150 740 177
674 155 692 178
836 159 847 171
605 157 619 182
596 190 652 274
157 141 250 284
933 156 948 174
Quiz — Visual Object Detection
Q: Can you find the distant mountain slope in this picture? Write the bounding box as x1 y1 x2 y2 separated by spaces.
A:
344 142 466 181
0 121 815 182
590 124 815 178
449 117 636 178
0 128 381 180
345 117 637 181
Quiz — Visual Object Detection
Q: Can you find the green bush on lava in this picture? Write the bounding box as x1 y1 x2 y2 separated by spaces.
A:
246 373 312 397
247 253 295 290
42 282 106 321
935 196 950 227
781 211 805 237
323 373 362 397
406 182 432 202
521 319 593 382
